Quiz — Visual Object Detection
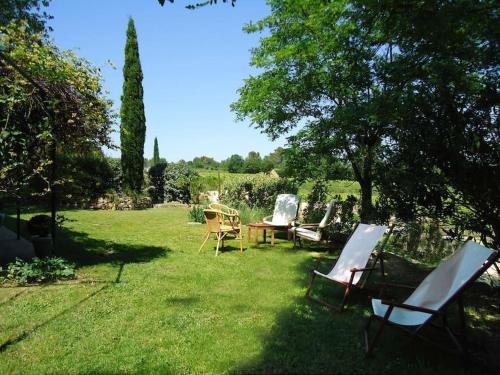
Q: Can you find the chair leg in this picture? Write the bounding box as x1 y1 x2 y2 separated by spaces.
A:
239 226 243 252
339 285 351 312
365 306 394 356
340 272 356 312
199 232 211 252
305 272 317 297
215 233 221 256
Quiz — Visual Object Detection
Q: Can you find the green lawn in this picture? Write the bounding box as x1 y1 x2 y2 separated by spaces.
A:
0 208 497 374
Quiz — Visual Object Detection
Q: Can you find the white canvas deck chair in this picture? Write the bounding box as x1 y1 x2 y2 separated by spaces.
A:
289 199 336 247
305 223 393 312
263 194 300 228
365 240 500 356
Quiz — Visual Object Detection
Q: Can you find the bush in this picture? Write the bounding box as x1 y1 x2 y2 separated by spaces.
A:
220 174 298 211
26 214 51 237
59 153 117 203
188 204 207 223
387 219 457 264
327 195 358 243
164 162 200 204
302 180 329 224
233 203 268 225
4 257 75 285
148 162 168 203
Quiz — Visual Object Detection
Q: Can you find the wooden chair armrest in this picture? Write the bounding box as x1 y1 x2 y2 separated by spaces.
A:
299 223 320 229
380 299 442 315
350 267 376 273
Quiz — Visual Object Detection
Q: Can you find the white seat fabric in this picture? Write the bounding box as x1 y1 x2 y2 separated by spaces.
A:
291 199 337 243
315 224 387 285
263 194 299 226
372 241 495 326
293 227 321 241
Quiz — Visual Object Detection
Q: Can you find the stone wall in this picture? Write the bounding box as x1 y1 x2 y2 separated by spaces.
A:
89 196 153 210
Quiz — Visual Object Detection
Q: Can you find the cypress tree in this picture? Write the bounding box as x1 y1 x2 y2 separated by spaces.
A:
120 17 146 192
153 137 160 165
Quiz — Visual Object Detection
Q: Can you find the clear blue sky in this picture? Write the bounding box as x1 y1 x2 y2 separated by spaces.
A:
46 0 286 162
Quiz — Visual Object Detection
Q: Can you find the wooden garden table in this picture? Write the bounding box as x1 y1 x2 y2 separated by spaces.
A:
246 223 276 246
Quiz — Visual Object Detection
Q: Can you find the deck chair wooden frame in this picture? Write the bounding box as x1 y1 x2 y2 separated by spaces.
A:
364 241 500 356
305 223 394 312
290 199 337 248
199 209 243 256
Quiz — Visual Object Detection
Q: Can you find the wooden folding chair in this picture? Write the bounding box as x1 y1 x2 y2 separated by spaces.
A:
289 199 337 248
305 223 393 312
364 240 500 356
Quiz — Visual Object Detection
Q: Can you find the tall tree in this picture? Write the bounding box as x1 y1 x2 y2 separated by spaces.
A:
356 0 499 246
232 0 389 221
0 22 114 240
225 154 244 173
120 17 146 192
153 137 160 165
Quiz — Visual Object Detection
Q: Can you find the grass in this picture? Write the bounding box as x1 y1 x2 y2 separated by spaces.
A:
0 208 498 374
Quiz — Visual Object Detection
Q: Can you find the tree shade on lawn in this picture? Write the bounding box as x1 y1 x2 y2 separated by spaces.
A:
0 208 498 374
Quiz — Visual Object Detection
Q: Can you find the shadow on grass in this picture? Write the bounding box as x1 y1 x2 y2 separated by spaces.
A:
231 253 499 374
3 215 169 269
0 281 111 353
0 214 170 352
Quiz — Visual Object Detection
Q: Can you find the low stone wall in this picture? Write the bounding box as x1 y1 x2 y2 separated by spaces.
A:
89 196 153 210
153 202 190 208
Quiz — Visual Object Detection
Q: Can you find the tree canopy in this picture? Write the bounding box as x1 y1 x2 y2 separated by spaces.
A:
232 0 499 244
0 22 114 200
232 0 388 221
0 0 52 33
158 0 236 9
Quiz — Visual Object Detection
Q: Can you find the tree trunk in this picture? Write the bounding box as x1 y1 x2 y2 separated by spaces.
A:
359 178 373 223
16 199 20 240
347 146 375 223
50 140 57 248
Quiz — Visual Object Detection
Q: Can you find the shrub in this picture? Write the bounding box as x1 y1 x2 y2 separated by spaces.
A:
164 162 200 203
302 180 329 224
188 204 207 223
220 174 298 211
4 257 75 285
233 203 268 225
148 162 168 203
387 219 457 264
59 153 117 203
327 195 358 243
26 214 51 237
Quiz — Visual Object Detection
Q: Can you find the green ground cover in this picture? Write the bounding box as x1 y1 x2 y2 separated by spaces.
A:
0 208 497 374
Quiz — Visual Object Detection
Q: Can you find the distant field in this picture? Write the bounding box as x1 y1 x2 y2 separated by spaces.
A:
196 170 361 199
298 179 361 200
